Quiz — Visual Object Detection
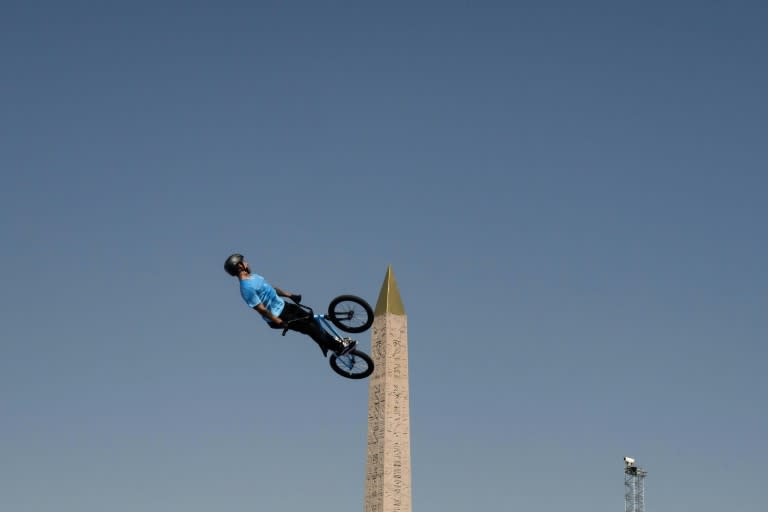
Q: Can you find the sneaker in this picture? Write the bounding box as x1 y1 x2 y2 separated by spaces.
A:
336 337 357 356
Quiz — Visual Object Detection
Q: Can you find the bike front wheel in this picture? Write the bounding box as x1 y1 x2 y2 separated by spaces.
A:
329 349 374 379
327 295 374 333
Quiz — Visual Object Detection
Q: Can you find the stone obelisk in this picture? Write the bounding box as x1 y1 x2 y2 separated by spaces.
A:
365 266 412 512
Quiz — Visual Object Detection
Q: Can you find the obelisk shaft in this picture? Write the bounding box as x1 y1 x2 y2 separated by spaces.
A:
365 266 412 512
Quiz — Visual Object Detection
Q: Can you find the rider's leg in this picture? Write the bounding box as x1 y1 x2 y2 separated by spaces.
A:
278 303 342 352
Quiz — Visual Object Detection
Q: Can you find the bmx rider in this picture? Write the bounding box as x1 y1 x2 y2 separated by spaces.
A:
224 253 355 356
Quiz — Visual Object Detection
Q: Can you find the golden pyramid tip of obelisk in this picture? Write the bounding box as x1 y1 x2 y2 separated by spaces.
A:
374 265 405 316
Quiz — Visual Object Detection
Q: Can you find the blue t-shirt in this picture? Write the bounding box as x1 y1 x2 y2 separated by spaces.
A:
239 274 285 322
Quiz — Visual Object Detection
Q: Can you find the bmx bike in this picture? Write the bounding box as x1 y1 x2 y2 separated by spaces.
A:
282 295 375 380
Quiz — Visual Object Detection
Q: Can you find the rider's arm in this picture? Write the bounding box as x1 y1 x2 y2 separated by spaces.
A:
274 287 293 298
254 303 282 324
275 287 301 304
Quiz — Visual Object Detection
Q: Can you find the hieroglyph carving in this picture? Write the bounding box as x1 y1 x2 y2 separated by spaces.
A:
365 315 411 512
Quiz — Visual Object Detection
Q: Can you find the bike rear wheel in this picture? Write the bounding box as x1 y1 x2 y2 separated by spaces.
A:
329 349 374 379
327 295 374 333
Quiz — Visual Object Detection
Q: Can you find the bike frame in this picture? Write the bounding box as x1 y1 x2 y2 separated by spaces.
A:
279 296 375 379
314 314 347 341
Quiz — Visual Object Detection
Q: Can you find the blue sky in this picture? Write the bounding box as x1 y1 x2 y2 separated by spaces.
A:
2 2 766 511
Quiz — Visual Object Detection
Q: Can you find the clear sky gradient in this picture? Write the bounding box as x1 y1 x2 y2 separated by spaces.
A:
2 2 767 512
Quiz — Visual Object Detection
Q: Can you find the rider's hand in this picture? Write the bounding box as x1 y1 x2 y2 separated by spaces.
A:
290 294 302 304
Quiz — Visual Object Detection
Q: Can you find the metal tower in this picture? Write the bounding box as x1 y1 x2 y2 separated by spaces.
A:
624 457 647 512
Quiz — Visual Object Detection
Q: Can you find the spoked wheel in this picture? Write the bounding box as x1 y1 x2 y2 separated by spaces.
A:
327 295 374 333
329 349 374 379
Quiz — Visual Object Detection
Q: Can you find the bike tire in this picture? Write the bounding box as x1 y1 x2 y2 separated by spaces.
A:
327 295 374 333
329 349 375 379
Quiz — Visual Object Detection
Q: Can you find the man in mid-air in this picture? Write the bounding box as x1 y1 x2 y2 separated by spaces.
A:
224 253 355 356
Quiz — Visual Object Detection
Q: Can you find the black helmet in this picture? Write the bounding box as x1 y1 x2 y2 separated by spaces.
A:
224 253 244 276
